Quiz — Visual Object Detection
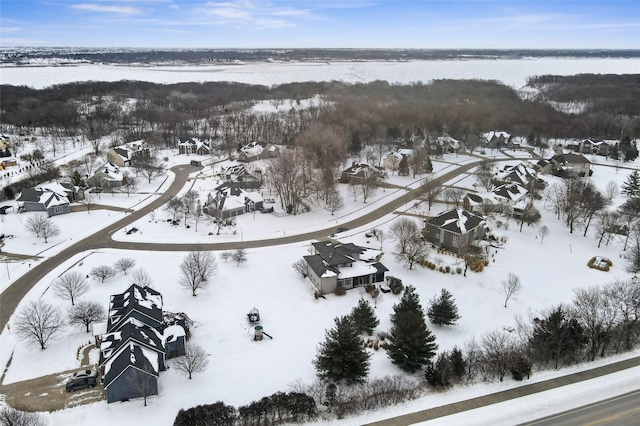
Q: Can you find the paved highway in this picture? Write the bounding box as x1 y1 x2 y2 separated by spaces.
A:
520 389 640 426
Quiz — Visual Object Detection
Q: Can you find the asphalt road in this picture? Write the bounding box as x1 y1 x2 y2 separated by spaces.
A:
520 389 640 426
0 157 496 329
366 356 640 426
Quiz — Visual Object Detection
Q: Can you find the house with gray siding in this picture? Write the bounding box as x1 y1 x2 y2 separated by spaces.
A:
103 342 159 403
16 187 70 216
424 207 486 253
303 241 388 294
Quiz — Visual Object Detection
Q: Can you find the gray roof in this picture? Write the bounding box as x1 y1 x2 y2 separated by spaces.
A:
427 208 485 235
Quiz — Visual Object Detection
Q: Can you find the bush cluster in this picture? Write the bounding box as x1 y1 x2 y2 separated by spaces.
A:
587 256 612 271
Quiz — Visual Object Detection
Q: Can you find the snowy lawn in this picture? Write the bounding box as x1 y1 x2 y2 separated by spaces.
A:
1 156 638 425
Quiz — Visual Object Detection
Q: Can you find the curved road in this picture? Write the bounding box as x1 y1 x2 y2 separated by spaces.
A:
0 157 501 330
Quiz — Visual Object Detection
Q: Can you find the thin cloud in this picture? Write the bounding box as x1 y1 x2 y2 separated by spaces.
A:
195 0 315 29
70 3 142 14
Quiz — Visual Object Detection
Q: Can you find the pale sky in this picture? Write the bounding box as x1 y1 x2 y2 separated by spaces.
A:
1 0 639 49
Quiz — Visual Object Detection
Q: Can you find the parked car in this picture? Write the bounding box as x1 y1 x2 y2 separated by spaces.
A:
337 227 349 233
71 369 97 380
66 377 97 392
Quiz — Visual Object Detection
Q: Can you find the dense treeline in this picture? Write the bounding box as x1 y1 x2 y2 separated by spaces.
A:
4 48 639 65
528 74 640 116
1 76 638 150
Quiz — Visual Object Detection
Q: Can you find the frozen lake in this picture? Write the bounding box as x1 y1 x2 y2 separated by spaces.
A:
1 57 639 89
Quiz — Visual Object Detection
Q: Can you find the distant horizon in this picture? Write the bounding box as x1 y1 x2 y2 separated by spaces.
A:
2 1 638 49
2 47 640 51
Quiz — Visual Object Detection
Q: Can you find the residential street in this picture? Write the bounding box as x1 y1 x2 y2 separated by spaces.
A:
2 154 638 422
0 157 493 329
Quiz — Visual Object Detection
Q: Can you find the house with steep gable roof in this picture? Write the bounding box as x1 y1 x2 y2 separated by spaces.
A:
178 137 211 156
103 342 159 403
204 181 264 219
339 161 386 184
237 141 278 162
107 284 163 333
107 140 150 167
424 207 486 253
99 318 166 373
303 241 388 294
549 153 592 177
463 183 529 217
483 131 511 149
86 162 127 191
16 187 70 216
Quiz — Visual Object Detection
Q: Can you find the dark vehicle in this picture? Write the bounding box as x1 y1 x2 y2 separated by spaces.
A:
337 227 349 233
66 377 97 392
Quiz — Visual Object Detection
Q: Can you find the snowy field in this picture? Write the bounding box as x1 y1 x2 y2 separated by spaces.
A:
1 57 639 424
1 58 639 90
1 148 639 425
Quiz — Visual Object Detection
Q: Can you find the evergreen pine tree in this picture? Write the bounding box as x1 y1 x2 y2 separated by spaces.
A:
398 155 410 176
449 346 467 381
424 352 452 389
427 288 460 325
313 316 370 384
621 170 640 198
350 299 380 335
424 156 433 173
386 286 438 373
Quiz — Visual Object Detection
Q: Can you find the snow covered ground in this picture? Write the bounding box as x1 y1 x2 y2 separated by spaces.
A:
2 58 639 90
1 146 639 425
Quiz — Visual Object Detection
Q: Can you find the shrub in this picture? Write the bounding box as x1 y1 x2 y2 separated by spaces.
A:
335 286 347 296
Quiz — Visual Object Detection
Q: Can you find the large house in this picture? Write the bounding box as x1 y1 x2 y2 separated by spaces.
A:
86 162 127 191
463 183 528 217
107 140 150 167
214 164 262 191
204 181 264 219
94 284 187 404
303 241 388 294
339 162 386 184
237 141 279 162
549 153 593 177
424 207 487 253
178 137 211 156
483 131 511 149
16 186 70 216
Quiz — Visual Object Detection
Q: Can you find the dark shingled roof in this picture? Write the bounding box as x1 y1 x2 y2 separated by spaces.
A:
427 208 485 235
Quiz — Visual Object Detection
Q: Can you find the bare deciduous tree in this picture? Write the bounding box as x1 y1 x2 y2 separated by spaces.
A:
129 268 154 287
90 265 116 283
79 192 96 214
292 259 308 278
421 175 443 211
180 251 217 296
325 189 344 215
359 170 378 203
14 300 66 350
52 271 89 305
171 343 210 379
232 248 247 266
115 258 136 275
537 225 550 244
165 196 183 223
480 329 515 382
68 300 106 333
24 214 60 243
127 365 158 406
134 155 167 184
394 237 429 270
501 273 522 308
442 188 465 206
388 218 420 255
